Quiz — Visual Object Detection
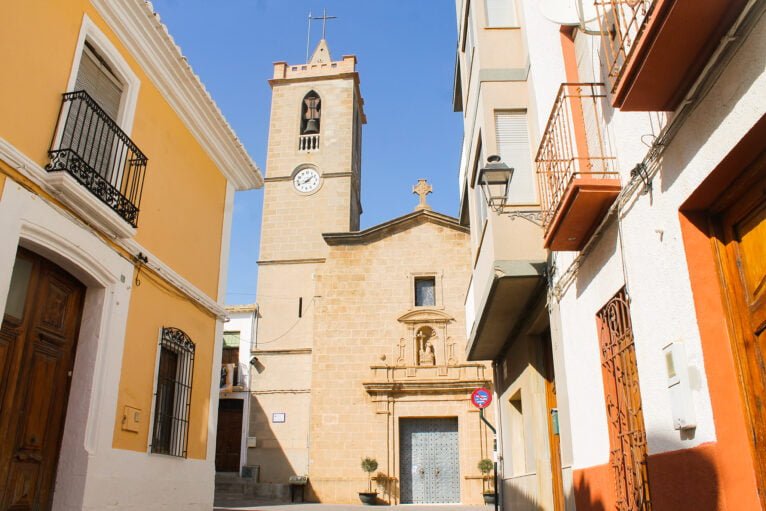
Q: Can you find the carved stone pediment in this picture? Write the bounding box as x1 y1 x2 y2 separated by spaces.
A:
397 308 453 324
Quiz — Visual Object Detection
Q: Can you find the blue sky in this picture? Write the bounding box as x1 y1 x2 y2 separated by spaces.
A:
151 1 463 304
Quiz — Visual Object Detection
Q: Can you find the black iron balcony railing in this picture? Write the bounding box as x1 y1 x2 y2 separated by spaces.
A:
47 90 147 227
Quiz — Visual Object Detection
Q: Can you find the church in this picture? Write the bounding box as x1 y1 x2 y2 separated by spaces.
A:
242 39 495 504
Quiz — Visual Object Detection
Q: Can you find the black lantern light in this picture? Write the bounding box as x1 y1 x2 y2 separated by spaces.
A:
478 155 513 212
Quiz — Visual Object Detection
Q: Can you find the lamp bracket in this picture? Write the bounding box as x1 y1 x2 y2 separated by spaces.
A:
494 208 544 226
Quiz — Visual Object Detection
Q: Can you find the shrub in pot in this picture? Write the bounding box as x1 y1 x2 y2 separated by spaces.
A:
359 457 379 505
478 458 495 504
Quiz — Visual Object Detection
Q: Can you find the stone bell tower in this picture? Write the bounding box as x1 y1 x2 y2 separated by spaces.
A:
249 39 366 484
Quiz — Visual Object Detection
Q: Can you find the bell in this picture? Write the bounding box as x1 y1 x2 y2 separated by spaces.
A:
304 119 319 134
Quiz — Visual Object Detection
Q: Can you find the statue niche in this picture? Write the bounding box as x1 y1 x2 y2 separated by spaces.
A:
416 326 437 366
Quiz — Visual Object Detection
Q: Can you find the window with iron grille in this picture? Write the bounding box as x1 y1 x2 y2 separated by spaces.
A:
596 289 651 511
151 327 195 457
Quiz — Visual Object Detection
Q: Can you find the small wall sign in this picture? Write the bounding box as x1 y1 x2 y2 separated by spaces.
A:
272 412 286 423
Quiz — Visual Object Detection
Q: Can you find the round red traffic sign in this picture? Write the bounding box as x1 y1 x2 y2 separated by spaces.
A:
471 388 492 409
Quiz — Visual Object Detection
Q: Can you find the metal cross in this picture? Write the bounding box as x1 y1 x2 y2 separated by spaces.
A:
306 9 337 62
412 179 433 211
314 8 337 39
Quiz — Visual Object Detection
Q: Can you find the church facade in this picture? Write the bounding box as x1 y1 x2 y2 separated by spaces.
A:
248 41 493 504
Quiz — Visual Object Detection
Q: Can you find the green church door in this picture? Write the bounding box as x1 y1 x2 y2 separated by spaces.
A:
399 418 460 504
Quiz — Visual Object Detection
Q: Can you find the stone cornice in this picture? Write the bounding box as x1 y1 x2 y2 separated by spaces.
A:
397 308 455 324
362 378 490 395
89 0 263 190
323 210 469 245
257 258 326 266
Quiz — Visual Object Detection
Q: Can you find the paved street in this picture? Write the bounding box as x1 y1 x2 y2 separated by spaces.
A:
215 501 487 511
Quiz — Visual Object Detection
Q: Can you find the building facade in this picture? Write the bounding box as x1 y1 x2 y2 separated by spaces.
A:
456 0 766 510
309 198 492 505
0 2 262 509
249 40 493 505
454 0 567 509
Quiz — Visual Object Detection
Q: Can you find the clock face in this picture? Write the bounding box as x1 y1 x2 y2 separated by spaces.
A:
293 168 320 193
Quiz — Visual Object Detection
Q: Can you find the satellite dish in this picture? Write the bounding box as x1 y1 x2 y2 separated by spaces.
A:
537 0 599 29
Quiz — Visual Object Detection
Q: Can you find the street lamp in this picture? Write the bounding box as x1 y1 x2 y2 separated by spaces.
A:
478 155 513 213
477 155 543 226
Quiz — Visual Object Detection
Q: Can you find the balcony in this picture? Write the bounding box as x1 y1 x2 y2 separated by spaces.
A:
595 0 747 111
298 133 320 151
47 91 147 230
536 83 620 251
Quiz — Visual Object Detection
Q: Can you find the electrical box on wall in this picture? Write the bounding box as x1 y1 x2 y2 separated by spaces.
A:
122 406 141 433
247 436 257 448
663 341 696 430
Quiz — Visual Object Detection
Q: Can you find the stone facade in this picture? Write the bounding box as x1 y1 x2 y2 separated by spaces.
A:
308 210 493 504
251 41 493 505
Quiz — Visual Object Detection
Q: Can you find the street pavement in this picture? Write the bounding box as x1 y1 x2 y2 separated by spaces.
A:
214 500 488 511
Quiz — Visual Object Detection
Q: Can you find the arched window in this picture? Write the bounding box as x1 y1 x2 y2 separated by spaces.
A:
301 91 321 135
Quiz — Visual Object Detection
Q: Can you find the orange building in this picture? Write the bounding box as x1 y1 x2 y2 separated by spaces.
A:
0 1 261 509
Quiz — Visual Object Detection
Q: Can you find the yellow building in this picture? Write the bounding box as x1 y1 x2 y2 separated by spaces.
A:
0 2 261 509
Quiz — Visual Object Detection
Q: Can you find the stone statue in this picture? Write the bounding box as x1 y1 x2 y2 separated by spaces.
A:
419 338 436 366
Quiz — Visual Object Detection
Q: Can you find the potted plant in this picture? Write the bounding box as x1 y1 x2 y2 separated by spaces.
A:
359 457 379 505
478 458 495 505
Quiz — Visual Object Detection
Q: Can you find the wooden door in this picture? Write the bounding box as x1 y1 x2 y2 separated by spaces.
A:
215 399 243 472
543 332 565 511
0 248 85 510
713 164 766 508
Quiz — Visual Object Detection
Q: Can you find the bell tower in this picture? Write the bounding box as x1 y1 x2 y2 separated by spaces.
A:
250 39 365 483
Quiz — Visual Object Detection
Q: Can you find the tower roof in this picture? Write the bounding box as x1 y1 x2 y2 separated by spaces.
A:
310 39 332 64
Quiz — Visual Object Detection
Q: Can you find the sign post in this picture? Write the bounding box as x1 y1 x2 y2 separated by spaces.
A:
471 388 498 511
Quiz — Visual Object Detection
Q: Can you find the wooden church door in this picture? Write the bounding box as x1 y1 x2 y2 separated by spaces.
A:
0 248 85 510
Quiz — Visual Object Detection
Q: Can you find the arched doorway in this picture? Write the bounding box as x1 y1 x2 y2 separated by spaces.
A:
0 247 86 509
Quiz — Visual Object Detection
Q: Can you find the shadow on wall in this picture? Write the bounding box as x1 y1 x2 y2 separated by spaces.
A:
573 433 721 511
247 397 298 485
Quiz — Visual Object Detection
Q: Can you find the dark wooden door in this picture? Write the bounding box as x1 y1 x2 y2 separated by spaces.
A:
215 399 243 472
0 248 85 510
713 164 766 508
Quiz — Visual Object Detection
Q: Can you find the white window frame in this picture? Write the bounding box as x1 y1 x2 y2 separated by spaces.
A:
54 13 140 147
484 0 519 28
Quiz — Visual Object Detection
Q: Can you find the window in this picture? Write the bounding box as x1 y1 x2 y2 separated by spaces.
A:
596 289 651 510
473 136 488 227
485 0 518 27
495 111 535 204
301 90 321 135
151 327 195 457
414 277 436 307
464 4 476 74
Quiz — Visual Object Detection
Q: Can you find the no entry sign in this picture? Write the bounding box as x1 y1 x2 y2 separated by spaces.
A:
471 388 492 409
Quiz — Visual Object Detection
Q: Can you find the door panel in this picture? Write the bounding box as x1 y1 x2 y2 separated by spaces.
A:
0 248 85 511
399 418 460 504
215 399 243 472
715 170 766 508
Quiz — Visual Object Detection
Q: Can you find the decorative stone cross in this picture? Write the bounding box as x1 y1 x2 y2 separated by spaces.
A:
412 179 432 211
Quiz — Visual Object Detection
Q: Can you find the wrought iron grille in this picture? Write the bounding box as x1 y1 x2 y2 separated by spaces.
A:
535 83 618 232
151 327 195 458
47 90 147 227
594 0 655 93
596 289 651 511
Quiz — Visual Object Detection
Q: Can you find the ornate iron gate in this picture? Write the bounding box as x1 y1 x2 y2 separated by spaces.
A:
597 289 651 511
399 418 460 503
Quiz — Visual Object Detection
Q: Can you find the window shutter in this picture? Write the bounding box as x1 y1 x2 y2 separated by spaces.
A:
495 112 536 204
75 44 123 120
485 0 517 27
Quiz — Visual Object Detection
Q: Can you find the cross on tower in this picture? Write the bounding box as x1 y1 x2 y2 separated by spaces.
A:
306 9 337 62
412 179 433 211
